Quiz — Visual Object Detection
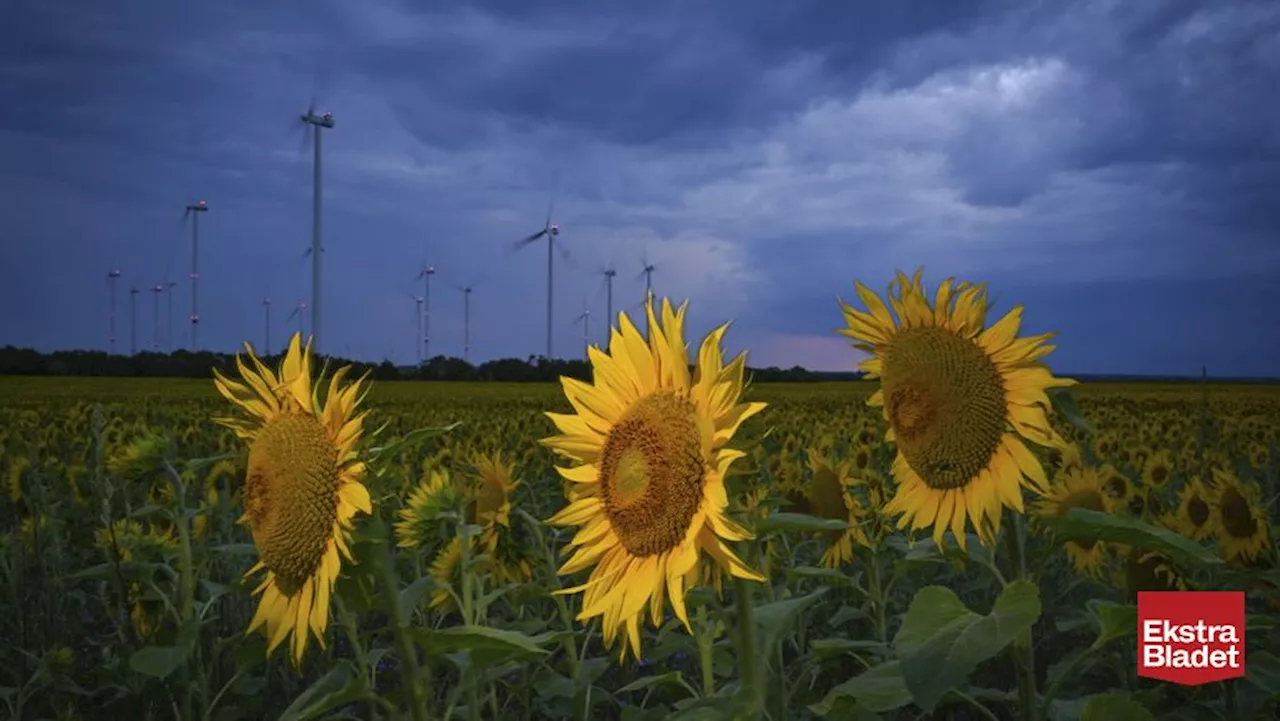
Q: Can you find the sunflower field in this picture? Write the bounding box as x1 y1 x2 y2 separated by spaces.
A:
3 280 1280 721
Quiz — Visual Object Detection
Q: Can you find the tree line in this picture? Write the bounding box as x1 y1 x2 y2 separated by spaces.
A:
0 346 863 383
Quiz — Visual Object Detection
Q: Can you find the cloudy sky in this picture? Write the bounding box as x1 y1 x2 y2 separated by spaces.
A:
2 0 1277 377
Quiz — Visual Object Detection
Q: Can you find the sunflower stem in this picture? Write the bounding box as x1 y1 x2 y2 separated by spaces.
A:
1003 512 1039 720
1037 645 1096 720
866 547 887 643
734 577 763 718
696 602 716 697
164 461 197 721
373 541 428 721
459 524 480 721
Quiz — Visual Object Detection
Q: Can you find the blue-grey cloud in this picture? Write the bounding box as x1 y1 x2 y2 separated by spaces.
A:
1 0 1277 377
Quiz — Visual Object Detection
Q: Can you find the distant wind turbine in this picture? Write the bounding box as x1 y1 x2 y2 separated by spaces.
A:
599 266 617 337
151 284 163 351
455 283 474 362
183 199 209 350
572 298 591 361
262 296 272 356
409 293 424 364
106 267 121 354
287 300 308 338
417 264 435 361
512 197 572 359
299 99 335 354
129 286 140 356
639 252 657 305
165 280 177 353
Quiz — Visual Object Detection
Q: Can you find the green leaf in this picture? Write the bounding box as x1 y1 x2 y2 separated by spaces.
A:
210 543 259 556
789 566 854 586
754 512 849 534
277 661 366 721
415 625 550 668
810 638 891 662
893 580 1041 713
616 671 693 697
1079 692 1155 721
1245 650 1280 697
129 644 193 679
1049 388 1096 435
397 575 436 625
668 696 748 720
1088 600 1137 648
1041 508 1221 568
811 660 911 715
368 422 463 459
754 588 828 654
129 619 199 679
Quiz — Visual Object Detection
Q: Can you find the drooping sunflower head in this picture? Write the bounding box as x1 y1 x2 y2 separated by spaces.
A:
466 451 518 530
212 333 373 667
806 451 869 567
1209 469 1271 564
836 268 1074 550
1032 466 1115 577
428 536 468 614
395 468 462 551
1174 479 1214 541
1121 548 1189 595
541 296 767 662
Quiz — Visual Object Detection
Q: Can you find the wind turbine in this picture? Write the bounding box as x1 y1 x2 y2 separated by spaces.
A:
599 266 617 335
512 199 571 359
262 296 272 356
151 284 163 351
287 301 308 338
299 100 335 354
639 252 657 305
107 267 121 354
129 286 140 356
455 283 474 362
409 294 424 364
572 298 591 361
183 199 208 350
417 264 435 361
165 280 177 353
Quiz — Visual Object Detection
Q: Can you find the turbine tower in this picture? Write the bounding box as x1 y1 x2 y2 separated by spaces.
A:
410 294 424 364
165 280 177 353
457 284 473 362
417 264 435 361
287 301 308 338
573 299 591 361
512 199 570 359
262 296 272 356
107 267 121 354
129 286 140 356
151 284 163 351
600 267 617 333
183 199 208 350
300 103 335 354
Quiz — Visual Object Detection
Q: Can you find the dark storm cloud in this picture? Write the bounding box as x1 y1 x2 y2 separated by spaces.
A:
0 0 1277 375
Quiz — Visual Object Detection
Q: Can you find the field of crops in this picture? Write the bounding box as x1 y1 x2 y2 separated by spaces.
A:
2 370 1279 720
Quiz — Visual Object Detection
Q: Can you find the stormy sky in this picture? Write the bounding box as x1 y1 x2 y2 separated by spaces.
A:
1 0 1277 377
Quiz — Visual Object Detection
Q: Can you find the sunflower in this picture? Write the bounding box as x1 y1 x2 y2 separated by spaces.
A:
1032 467 1115 576
542 297 767 662
1097 464 1130 503
836 269 1074 549
1209 469 1270 564
466 451 533 586
1122 548 1189 594
1173 479 1214 541
1141 450 1174 489
212 333 373 667
428 536 468 613
396 470 460 550
806 451 869 568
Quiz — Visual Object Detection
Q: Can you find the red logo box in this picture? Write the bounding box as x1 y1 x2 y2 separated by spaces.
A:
1137 591 1245 685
